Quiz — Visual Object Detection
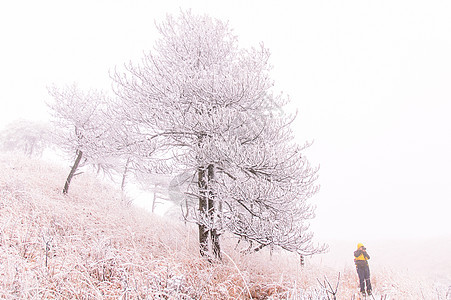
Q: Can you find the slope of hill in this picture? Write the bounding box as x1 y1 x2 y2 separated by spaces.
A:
0 154 447 299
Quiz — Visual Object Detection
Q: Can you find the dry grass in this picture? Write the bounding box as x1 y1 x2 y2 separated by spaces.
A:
0 153 446 299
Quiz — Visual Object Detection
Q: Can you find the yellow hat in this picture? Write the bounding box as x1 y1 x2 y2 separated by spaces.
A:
357 243 364 249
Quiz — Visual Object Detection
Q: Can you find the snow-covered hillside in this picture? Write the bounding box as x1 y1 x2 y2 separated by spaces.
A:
0 154 448 299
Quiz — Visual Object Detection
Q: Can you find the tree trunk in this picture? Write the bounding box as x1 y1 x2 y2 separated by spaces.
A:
63 149 83 194
212 227 221 259
152 187 157 213
120 157 130 203
197 164 221 261
121 157 130 192
198 165 209 257
208 164 221 260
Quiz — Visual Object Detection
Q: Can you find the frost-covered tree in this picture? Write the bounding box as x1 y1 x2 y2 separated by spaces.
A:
113 11 324 259
48 84 114 194
0 120 51 157
105 99 161 197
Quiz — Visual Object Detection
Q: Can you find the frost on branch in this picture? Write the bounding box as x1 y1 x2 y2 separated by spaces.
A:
47 84 116 194
113 10 325 258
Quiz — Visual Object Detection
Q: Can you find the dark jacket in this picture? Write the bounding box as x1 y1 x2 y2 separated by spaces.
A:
354 249 370 268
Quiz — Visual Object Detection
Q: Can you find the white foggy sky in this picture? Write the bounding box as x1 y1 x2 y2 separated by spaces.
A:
1 0 450 242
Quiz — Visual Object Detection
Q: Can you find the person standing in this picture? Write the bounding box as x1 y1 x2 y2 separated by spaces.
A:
354 243 372 296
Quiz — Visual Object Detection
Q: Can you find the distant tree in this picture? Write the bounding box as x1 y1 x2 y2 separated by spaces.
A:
113 11 325 259
0 120 51 157
134 172 172 213
48 84 114 194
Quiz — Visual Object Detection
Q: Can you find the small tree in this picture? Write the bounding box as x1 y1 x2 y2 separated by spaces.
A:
134 171 172 213
104 100 162 199
48 84 113 194
114 11 324 259
0 120 51 157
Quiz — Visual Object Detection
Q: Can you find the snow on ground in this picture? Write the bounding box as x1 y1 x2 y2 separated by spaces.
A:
0 153 449 299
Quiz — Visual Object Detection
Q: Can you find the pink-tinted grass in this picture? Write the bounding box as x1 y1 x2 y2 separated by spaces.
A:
0 154 443 299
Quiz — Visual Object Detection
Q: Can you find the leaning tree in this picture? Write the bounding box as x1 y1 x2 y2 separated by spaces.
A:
113 11 325 259
48 84 115 194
